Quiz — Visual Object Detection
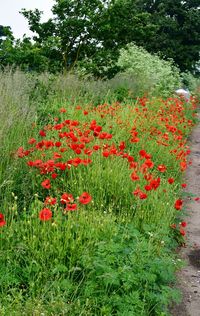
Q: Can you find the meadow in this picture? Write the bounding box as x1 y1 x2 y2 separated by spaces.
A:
0 69 199 315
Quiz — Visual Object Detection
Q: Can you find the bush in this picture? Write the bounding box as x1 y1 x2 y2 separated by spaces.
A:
117 44 181 97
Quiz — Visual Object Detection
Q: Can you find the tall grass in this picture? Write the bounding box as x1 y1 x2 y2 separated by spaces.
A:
0 69 38 210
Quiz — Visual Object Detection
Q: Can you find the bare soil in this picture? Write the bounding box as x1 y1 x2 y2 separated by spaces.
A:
171 113 200 316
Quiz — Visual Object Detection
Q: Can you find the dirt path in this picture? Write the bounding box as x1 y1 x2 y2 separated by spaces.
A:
171 113 200 316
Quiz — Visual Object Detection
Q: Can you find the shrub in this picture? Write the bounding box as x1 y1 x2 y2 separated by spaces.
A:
117 44 181 97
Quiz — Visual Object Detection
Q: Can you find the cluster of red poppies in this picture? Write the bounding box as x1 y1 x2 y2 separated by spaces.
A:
11 96 198 227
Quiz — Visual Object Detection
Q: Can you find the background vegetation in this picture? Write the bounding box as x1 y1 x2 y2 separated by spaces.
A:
0 0 200 77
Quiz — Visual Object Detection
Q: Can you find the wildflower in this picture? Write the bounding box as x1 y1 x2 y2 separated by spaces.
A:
181 221 187 227
103 151 110 158
41 179 51 189
174 199 183 210
65 204 77 211
144 184 152 191
149 178 160 190
180 228 186 236
0 213 6 227
59 108 67 113
39 130 46 137
168 178 175 184
119 141 126 150
79 192 92 205
157 164 167 172
39 208 52 221
93 145 101 151
51 173 58 179
139 192 147 199
181 183 187 188
139 149 148 158
144 159 154 168
53 152 62 159
44 196 57 205
130 172 140 181
61 193 74 204
28 138 36 144
180 161 187 171
55 141 62 147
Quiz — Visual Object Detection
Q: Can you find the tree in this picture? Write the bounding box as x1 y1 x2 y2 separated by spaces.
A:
21 1 112 72
137 0 200 73
20 0 159 76
0 25 14 67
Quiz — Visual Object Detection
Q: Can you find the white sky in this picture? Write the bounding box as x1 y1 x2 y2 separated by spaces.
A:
0 0 54 39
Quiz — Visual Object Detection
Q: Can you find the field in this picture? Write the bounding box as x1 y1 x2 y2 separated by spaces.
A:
0 70 199 316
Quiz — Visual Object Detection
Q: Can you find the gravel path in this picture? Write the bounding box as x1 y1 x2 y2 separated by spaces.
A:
171 113 200 316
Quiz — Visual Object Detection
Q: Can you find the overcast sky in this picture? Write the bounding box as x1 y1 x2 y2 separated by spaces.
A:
0 0 54 39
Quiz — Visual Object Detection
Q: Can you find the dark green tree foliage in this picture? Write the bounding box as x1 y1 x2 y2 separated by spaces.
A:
21 1 112 72
0 26 14 66
0 25 13 40
20 0 159 76
137 0 200 73
1 0 199 75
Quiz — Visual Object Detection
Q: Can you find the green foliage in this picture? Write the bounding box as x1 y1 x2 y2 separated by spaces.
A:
1 1 200 76
117 43 181 97
0 207 181 315
139 0 200 74
21 0 112 73
181 72 200 99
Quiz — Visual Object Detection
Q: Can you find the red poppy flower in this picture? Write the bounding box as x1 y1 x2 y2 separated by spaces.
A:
55 141 62 147
180 161 187 171
0 213 6 227
144 159 154 168
139 150 147 158
181 221 187 227
139 192 147 199
130 172 140 181
59 108 67 113
132 187 141 196
174 199 183 210
28 138 36 144
39 130 46 137
93 145 101 151
149 178 160 190
44 196 57 205
65 203 77 211
144 184 152 191
119 141 126 150
103 151 110 158
168 178 174 184
39 208 52 221
41 179 51 189
79 192 92 204
61 193 74 204
180 228 186 236
157 165 167 172
51 173 58 179
181 183 187 188
75 148 82 154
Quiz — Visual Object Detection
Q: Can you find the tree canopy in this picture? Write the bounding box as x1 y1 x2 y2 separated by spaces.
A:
0 0 199 76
